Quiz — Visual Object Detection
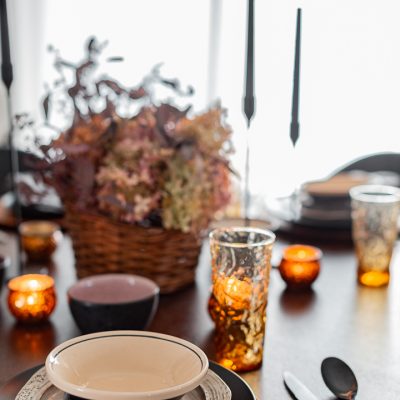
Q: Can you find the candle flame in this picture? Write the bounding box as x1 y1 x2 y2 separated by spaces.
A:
214 276 253 310
27 295 36 305
27 280 41 290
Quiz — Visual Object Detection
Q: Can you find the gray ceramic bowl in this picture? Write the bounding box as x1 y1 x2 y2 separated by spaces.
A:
68 274 159 334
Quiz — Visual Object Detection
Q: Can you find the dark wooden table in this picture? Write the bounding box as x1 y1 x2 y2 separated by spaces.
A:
0 230 399 399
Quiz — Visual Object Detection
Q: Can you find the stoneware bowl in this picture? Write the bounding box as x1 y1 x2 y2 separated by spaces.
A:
45 330 209 400
68 274 159 334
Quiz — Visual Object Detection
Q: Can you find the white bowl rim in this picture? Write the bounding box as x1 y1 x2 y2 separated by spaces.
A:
45 330 209 400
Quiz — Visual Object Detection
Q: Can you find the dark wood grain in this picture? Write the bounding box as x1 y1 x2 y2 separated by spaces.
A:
0 232 399 399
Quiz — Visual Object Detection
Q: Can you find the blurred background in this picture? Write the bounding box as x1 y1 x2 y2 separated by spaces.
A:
1 0 400 203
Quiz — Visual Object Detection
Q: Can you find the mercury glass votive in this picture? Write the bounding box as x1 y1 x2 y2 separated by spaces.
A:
19 221 62 262
279 244 322 290
8 274 56 323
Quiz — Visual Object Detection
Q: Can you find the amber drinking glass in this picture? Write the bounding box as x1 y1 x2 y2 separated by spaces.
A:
350 185 400 287
208 227 275 372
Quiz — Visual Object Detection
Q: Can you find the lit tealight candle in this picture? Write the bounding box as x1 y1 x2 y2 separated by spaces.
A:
279 244 322 290
8 274 56 323
214 276 252 310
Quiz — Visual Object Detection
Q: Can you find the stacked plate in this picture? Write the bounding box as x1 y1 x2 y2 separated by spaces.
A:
16 366 230 400
299 171 400 228
298 173 369 229
268 171 400 230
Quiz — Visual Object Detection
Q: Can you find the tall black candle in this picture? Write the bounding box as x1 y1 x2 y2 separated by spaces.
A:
243 0 254 225
243 0 254 127
0 0 22 274
0 0 13 92
290 8 301 147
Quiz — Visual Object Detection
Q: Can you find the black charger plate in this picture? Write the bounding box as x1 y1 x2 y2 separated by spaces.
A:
0 361 256 400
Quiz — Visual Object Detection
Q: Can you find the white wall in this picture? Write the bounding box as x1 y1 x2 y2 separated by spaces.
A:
217 0 400 198
0 0 47 145
2 0 400 199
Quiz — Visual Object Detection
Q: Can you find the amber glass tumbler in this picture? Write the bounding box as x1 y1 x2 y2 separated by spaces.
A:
350 185 400 287
209 227 275 372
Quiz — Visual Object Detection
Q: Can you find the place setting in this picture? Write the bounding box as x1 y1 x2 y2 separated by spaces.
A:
3 270 256 399
17 331 226 400
2 232 259 400
3 268 256 400
4 331 256 400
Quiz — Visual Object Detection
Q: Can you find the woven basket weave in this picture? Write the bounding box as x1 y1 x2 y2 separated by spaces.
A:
64 206 203 294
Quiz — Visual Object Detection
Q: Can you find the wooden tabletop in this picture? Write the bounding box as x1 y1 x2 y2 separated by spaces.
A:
0 231 399 399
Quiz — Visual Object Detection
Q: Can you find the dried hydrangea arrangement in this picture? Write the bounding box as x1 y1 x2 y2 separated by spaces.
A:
28 38 233 234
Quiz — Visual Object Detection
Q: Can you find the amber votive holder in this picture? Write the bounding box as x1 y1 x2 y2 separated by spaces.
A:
8 274 57 323
19 221 62 262
279 244 322 290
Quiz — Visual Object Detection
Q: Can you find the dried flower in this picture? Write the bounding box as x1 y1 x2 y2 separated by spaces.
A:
28 38 233 233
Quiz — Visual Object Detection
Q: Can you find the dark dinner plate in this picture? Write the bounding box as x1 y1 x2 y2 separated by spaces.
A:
0 361 256 400
209 362 256 400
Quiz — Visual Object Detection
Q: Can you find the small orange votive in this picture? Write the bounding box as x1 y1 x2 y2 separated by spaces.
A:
8 274 56 323
279 244 322 290
19 221 62 262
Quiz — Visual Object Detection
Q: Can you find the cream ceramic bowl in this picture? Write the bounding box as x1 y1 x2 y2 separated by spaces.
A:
45 331 209 400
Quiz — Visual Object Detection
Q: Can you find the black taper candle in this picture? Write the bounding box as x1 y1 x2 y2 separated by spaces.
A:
290 8 301 147
0 0 13 91
243 0 255 226
0 0 23 274
244 0 255 127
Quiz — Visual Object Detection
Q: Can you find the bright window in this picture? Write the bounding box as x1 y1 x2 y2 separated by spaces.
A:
217 0 400 198
5 0 400 201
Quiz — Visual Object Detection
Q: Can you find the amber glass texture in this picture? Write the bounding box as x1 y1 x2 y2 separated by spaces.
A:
209 227 275 372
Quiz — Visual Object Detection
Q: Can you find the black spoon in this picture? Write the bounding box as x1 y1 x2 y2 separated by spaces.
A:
321 357 358 400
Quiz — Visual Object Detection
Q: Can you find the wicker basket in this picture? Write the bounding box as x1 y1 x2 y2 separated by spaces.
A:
63 206 203 294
